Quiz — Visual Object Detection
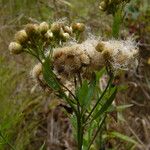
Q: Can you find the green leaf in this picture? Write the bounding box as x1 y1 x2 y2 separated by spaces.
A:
112 8 122 38
116 104 133 111
76 74 96 109
93 87 117 120
109 131 138 145
95 67 106 82
42 57 61 91
106 104 133 113
76 80 89 107
39 142 45 150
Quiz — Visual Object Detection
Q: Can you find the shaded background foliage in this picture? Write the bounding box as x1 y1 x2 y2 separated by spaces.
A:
0 0 150 150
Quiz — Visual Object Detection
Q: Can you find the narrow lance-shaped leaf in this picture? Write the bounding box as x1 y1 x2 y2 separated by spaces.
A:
39 142 45 150
108 131 138 145
93 87 117 120
112 7 122 38
106 104 133 113
76 80 89 107
76 73 96 110
42 57 61 91
95 67 106 82
84 73 97 108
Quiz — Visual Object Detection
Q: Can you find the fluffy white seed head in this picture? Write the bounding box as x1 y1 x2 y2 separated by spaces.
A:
53 44 90 77
97 38 139 70
53 39 105 78
79 39 105 70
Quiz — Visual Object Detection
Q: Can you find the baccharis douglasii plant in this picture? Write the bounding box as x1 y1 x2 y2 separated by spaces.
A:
9 19 138 150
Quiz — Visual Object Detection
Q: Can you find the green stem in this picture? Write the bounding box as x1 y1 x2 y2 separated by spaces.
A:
62 92 78 116
87 115 106 150
24 49 42 63
77 115 83 150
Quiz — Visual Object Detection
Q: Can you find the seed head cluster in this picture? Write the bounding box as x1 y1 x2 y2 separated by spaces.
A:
96 38 139 70
53 39 107 78
53 38 138 78
53 45 89 77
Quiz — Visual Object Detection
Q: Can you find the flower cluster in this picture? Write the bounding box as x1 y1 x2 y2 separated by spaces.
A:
8 21 138 89
8 21 85 56
9 22 49 54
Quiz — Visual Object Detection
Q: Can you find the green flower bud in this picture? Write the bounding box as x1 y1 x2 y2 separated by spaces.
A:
72 23 85 32
51 22 61 34
63 26 72 34
99 1 107 11
39 22 49 34
102 48 113 63
95 42 105 52
15 30 28 44
44 30 53 40
62 32 70 41
25 24 39 36
9 42 23 54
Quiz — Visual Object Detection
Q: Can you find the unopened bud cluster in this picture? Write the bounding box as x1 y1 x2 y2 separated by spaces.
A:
9 21 85 55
